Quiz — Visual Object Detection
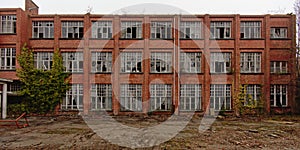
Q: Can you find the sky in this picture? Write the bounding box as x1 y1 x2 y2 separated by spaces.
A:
0 0 296 15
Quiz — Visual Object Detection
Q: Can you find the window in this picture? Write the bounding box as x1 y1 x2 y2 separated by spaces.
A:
120 84 142 111
210 84 231 110
0 48 16 70
180 84 201 111
91 84 112 110
0 15 16 33
180 21 201 39
121 21 142 39
244 85 261 106
180 52 201 73
121 52 142 73
91 21 112 39
32 21 54 38
34 52 53 70
240 21 261 39
61 21 84 38
240 53 261 73
150 52 172 73
151 21 172 39
271 27 287 39
62 84 83 110
270 85 287 107
91 52 112 73
62 52 83 72
210 52 231 73
270 61 288 73
150 84 172 111
8 81 21 93
210 22 231 39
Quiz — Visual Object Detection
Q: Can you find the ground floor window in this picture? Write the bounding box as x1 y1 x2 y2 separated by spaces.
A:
270 85 287 107
180 84 201 111
62 84 83 110
120 84 142 111
91 84 112 110
244 84 261 106
150 84 172 111
210 84 231 110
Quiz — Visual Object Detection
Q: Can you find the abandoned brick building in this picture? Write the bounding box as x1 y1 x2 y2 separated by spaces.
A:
0 0 297 117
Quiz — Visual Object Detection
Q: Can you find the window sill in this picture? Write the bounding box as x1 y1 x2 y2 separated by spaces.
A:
89 38 114 40
66 72 83 74
240 38 265 40
120 110 143 112
150 38 174 40
119 38 143 40
149 72 173 74
0 33 16 35
209 38 234 40
270 38 291 40
120 72 143 74
240 73 264 75
180 38 204 40
180 72 203 75
0 69 16 71
210 72 233 75
30 38 54 40
91 72 112 74
271 73 290 75
59 38 84 40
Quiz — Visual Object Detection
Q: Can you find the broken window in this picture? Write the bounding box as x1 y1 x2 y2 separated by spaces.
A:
210 52 231 73
271 27 287 39
270 85 287 107
120 52 142 73
62 52 83 72
150 52 172 73
0 48 16 70
240 52 261 73
240 21 261 39
34 52 53 70
91 52 112 73
0 15 16 33
121 21 142 39
61 21 84 38
180 21 201 39
62 84 83 110
180 52 201 73
210 84 231 111
91 21 112 39
32 21 54 38
150 84 172 111
151 21 172 39
180 84 201 111
270 61 288 73
120 84 142 111
210 21 231 39
90 84 112 110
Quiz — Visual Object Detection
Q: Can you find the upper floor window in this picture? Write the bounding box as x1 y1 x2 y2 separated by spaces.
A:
240 21 261 39
61 21 84 38
180 52 201 73
120 52 142 73
120 84 142 111
91 84 112 111
270 27 287 39
210 21 231 39
34 52 53 70
180 21 201 39
91 52 112 73
180 84 201 111
150 52 172 73
270 61 288 74
210 52 231 73
0 15 16 34
0 48 16 70
32 21 54 38
121 21 142 39
151 21 172 39
240 52 261 73
62 52 83 72
91 21 112 39
270 85 287 107
210 84 231 110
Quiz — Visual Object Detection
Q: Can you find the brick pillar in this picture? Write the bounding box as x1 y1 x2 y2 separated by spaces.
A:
112 16 120 115
83 14 91 115
233 14 241 112
203 14 210 112
173 15 180 115
264 15 271 113
143 16 150 114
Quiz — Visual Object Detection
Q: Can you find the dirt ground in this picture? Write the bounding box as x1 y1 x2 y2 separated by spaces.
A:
0 113 300 150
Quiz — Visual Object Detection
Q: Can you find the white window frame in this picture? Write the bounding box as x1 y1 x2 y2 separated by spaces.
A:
180 84 201 111
0 48 16 70
120 84 142 111
210 52 231 73
180 52 201 73
91 52 112 73
62 84 83 110
91 21 112 39
240 53 261 73
121 21 142 39
151 52 172 73
150 84 172 111
151 21 172 39
32 21 54 38
210 21 231 39
240 21 261 39
61 21 84 38
0 15 16 33
271 27 287 39
270 61 288 73
120 52 142 73
270 85 287 107
180 21 201 39
34 52 53 70
91 84 112 111
210 84 231 110
244 84 261 106
62 52 83 72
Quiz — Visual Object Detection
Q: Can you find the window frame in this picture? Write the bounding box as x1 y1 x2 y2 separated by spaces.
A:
62 52 84 73
240 21 261 39
180 21 202 39
180 84 202 111
62 84 84 110
0 48 16 70
121 21 143 39
270 85 288 107
210 52 231 73
270 27 288 39
90 84 112 111
120 52 143 73
210 84 231 111
32 21 54 38
244 84 261 106
240 52 261 73
120 84 143 111
61 21 84 39
270 61 288 74
150 84 172 111
150 21 172 39
34 52 53 70
150 52 172 73
180 52 201 73
210 21 232 39
0 15 17 34
91 52 112 73
91 21 113 39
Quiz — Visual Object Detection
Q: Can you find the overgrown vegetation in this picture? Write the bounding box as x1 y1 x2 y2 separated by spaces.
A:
14 45 70 114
